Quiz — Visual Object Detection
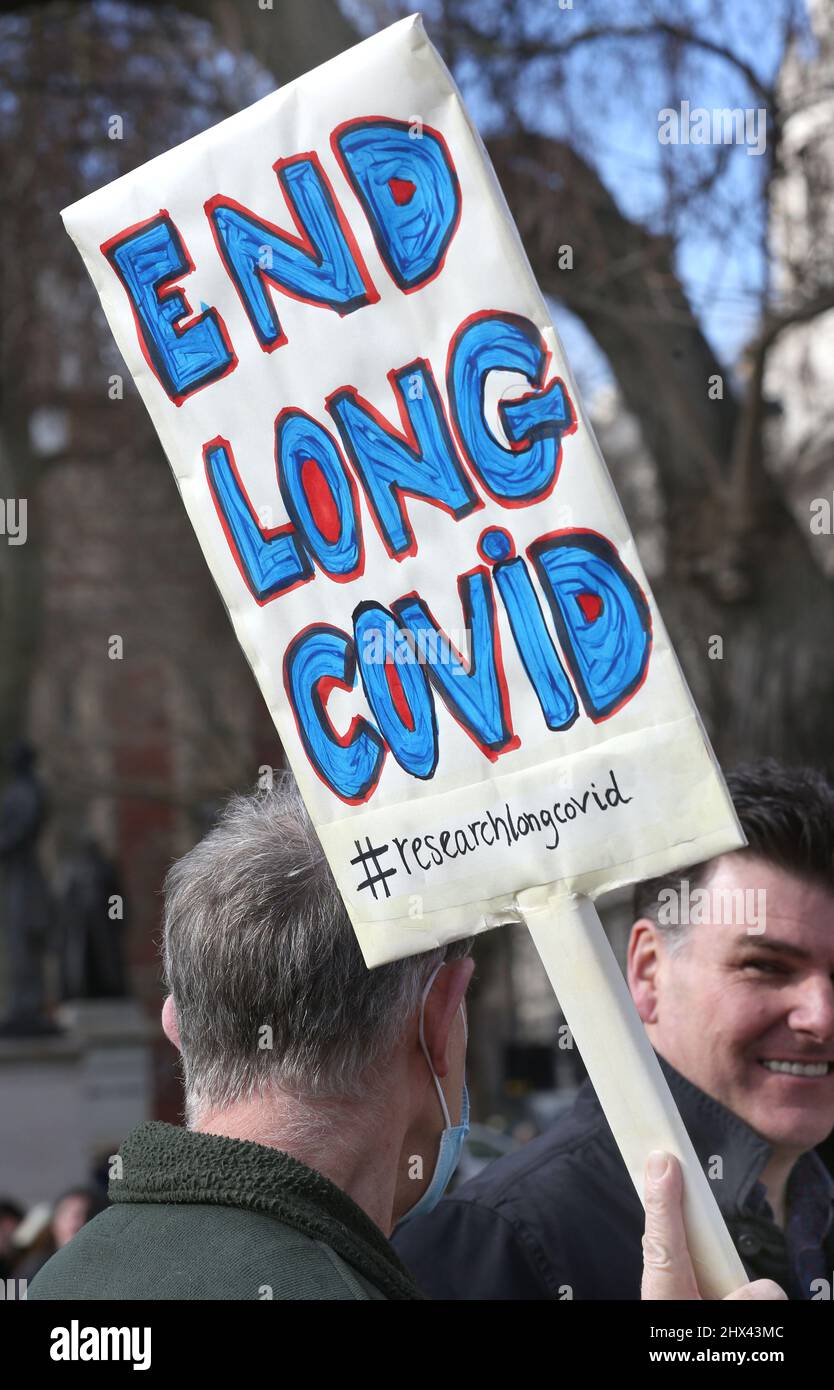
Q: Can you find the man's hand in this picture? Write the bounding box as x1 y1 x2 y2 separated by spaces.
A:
641 1151 787 1301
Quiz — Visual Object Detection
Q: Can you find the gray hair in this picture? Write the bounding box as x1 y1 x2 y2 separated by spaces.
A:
162 773 471 1128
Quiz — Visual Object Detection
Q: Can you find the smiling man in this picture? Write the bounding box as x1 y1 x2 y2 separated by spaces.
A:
394 760 834 1299
631 852 834 1238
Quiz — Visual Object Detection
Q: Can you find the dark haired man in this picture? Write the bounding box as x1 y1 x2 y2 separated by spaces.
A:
394 760 834 1300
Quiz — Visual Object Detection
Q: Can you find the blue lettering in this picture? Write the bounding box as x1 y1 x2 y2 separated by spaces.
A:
103 214 235 403
283 624 386 802
203 437 311 602
327 360 478 558
276 410 362 581
353 603 438 779
478 528 578 731
207 155 376 350
529 532 652 720
332 118 461 291
447 311 574 503
392 569 515 759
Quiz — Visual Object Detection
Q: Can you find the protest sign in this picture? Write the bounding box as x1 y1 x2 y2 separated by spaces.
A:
62 13 748 1294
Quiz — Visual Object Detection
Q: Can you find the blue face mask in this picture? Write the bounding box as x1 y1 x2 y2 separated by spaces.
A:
395 964 470 1229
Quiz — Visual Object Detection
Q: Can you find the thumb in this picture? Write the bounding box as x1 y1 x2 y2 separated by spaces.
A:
725 1279 787 1302
641 1151 701 1301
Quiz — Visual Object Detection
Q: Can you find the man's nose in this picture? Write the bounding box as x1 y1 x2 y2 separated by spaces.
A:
788 973 834 1041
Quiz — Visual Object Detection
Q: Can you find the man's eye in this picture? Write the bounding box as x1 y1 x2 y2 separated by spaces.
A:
744 959 787 976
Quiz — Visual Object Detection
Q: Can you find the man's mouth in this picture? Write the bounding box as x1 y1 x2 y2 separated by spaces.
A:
758 1059 832 1077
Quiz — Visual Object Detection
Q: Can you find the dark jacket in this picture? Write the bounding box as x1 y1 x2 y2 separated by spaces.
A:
30 1121 423 1301
393 1056 834 1300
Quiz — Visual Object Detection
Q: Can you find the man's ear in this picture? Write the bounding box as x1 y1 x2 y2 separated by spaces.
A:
422 957 475 1079
161 995 182 1052
627 919 662 1025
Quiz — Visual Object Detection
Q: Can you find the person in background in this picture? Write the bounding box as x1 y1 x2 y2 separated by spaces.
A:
0 1199 23 1280
52 1187 107 1249
14 1187 106 1283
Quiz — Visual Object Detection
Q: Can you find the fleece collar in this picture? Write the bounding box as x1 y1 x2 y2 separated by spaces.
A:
110 1120 424 1301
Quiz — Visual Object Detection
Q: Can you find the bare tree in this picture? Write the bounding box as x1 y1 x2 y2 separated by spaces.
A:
0 2 363 1013
445 0 834 766
0 0 358 809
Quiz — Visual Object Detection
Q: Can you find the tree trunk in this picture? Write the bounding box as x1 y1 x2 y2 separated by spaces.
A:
488 131 834 772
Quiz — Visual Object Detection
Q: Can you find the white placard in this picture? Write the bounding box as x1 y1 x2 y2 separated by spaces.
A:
62 14 743 966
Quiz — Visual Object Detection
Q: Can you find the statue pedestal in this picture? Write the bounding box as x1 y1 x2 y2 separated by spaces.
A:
0 999 157 1207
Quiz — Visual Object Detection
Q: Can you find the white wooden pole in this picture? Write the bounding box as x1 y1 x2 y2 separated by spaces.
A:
522 890 748 1300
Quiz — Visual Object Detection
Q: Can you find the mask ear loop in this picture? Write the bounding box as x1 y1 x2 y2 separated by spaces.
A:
417 961 454 1129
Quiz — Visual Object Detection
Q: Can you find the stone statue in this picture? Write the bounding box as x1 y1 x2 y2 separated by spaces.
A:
0 740 54 1035
58 839 127 1000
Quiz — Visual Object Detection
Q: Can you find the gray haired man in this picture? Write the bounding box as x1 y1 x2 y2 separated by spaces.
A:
30 776 782 1301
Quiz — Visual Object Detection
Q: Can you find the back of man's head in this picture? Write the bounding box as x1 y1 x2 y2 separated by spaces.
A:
163 773 469 1127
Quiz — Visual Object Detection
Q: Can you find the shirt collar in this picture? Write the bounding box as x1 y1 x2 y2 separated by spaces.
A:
749 1147 834 1234
654 1054 773 1214
574 1051 827 1218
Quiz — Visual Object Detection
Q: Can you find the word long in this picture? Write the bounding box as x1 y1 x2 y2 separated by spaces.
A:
204 308 574 590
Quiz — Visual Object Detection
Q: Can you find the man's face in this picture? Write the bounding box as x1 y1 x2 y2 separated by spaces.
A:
638 854 834 1154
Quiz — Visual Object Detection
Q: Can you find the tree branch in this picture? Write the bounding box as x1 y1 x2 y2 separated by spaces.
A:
450 17 776 107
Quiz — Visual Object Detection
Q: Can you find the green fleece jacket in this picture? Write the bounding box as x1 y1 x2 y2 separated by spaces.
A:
29 1121 424 1301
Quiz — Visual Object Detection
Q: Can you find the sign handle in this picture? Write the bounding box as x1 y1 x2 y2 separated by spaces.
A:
520 890 748 1300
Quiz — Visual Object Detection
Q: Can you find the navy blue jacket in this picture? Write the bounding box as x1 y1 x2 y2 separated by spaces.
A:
393 1056 834 1300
